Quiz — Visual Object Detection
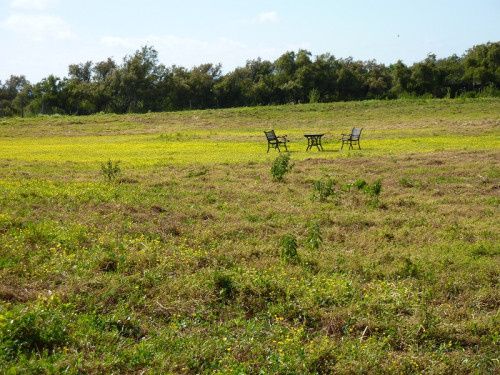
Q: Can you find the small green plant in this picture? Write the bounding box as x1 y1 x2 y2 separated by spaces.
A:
0 306 69 358
342 179 367 192
399 177 414 188
280 234 299 263
363 179 382 207
365 179 382 197
308 88 320 103
353 179 368 190
101 159 121 181
399 257 420 278
271 153 293 182
213 272 237 301
312 177 336 201
306 222 323 250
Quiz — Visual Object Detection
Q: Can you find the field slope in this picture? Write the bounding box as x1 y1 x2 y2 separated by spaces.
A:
0 98 499 373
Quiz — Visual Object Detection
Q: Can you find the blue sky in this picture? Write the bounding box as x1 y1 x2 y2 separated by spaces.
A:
1 0 499 82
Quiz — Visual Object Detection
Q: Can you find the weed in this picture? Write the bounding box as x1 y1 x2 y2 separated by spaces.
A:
363 179 382 207
213 272 237 301
353 179 368 190
105 317 144 340
399 177 415 187
101 159 121 181
312 177 336 202
271 153 293 182
0 306 69 358
308 88 321 103
365 179 382 197
306 222 323 250
398 257 420 278
280 234 299 263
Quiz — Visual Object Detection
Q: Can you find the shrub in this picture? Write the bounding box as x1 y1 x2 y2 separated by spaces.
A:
306 222 323 250
101 159 121 181
312 177 336 202
280 234 299 263
271 153 293 182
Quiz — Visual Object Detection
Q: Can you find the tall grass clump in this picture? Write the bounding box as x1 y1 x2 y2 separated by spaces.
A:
271 153 293 182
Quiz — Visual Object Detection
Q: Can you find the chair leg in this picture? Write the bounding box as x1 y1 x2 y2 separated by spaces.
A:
358 141 361 150
284 143 288 152
341 141 344 150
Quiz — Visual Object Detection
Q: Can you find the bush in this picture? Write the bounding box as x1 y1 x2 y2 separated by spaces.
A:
101 159 121 181
280 234 299 263
271 153 293 182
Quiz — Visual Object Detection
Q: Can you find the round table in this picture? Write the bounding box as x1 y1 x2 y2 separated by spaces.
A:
304 134 325 151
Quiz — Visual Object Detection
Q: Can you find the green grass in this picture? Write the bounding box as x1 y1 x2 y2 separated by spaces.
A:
0 98 499 373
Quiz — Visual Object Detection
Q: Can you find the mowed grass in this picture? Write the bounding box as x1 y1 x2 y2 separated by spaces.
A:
0 98 499 373
0 97 498 167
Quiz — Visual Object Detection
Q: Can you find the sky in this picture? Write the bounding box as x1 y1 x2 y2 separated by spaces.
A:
1 0 499 82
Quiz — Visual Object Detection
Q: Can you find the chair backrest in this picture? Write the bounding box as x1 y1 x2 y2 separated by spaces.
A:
264 130 277 141
351 128 362 139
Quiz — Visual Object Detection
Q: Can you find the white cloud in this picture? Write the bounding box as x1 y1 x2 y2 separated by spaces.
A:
100 34 246 66
257 11 279 24
10 0 59 11
2 13 74 41
99 34 308 71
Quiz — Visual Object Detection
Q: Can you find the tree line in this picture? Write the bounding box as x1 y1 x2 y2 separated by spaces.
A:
0 42 498 117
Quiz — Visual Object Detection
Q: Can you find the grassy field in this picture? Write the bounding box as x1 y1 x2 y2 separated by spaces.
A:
0 98 499 373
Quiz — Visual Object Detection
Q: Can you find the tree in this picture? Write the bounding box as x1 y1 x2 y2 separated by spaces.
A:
68 61 93 82
390 60 412 96
463 42 500 91
187 63 221 109
117 46 165 112
30 75 64 114
12 83 33 117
